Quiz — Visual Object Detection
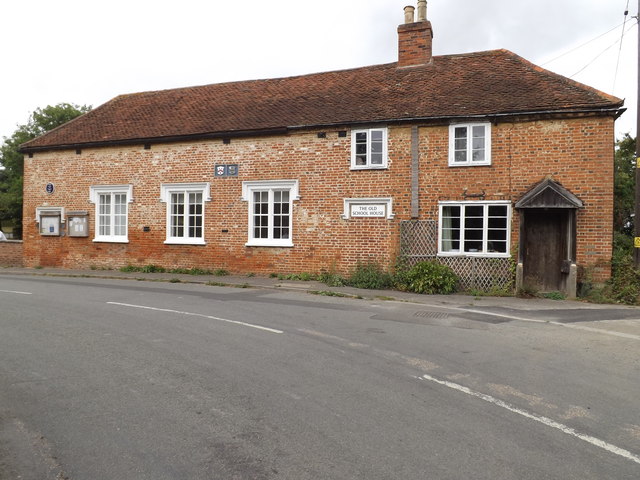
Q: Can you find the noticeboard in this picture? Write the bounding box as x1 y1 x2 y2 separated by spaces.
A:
40 215 61 236
68 215 89 237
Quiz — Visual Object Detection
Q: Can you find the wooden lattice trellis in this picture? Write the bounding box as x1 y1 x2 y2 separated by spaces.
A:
399 220 514 292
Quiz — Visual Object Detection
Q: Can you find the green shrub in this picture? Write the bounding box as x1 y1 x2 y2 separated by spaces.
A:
140 264 166 273
395 260 457 295
602 233 640 305
120 264 166 273
168 267 213 275
543 291 566 301
318 271 346 287
348 261 393 289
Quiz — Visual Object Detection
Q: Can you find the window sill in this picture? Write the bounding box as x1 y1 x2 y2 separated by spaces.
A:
448 162 492 167
164 239 206 246
93 238 129 243
350 165 388 171
245 241 294 248
438 252 510 258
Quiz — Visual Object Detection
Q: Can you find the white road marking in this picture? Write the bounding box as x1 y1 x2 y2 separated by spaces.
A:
419 373 640 466
0 289 32 295
107 302 283 334
463 307 640 341
418 303 640 341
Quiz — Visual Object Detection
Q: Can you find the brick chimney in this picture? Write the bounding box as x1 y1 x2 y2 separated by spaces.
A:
397 1 433 68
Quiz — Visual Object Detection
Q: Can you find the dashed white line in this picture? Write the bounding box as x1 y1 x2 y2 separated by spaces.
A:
107 302 283 334
0 289 32 295
419 373 640 466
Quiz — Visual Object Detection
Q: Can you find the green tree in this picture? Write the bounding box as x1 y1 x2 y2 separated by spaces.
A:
614 134 636 235
0 103 91 236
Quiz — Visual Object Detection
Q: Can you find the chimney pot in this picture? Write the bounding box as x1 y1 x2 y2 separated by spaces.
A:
404 5 415 24
417 0 427 22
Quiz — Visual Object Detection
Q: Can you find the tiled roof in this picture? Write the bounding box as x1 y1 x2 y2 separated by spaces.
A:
22 49 623 151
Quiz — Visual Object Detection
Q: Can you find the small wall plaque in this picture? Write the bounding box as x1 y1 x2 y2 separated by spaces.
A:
215 164 239 177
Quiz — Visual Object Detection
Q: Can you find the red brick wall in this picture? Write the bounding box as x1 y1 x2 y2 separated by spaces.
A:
397 21 433 67
22 116 615 280
417 117 615 282
23 129 411 275
0 241 23 267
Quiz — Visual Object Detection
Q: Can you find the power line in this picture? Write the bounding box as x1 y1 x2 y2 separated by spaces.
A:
613 0 632 92
540 21 625 67
570 23 636 80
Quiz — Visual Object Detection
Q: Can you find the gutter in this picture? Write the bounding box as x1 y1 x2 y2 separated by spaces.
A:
19 127 290 154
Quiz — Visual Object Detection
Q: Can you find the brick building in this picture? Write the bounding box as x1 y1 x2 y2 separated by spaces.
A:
20 1 623 296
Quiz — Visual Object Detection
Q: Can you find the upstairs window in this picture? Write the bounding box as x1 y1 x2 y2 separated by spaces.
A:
439 201 510 256
351 128 388 169
90 185 133 243
160 183 211 245
449 123 491 166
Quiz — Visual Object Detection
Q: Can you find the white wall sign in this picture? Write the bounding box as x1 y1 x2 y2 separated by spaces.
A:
342 198 394 219
350 204 386 217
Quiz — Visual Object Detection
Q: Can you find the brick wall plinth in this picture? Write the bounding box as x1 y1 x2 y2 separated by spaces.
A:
0 241 24 267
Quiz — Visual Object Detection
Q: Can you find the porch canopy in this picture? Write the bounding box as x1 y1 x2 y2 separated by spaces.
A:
515 178 583 210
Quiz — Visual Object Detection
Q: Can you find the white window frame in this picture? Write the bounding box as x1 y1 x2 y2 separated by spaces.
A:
448 123 491 166
351 127 388 169
89 185 133 243
160 183 211 245
242 180 299 247
438 201 511 257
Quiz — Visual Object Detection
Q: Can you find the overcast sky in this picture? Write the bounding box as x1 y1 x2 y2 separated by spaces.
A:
0 0 636 142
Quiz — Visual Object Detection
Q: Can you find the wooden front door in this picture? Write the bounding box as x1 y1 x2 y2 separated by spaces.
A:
522 209 569 292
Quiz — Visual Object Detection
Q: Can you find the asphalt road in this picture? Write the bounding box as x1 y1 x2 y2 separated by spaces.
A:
0 274 639 479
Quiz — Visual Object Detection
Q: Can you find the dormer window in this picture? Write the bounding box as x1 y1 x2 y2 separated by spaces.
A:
449 123 491 166
351 128 388 169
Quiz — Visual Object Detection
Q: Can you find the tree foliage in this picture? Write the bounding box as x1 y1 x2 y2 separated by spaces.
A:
0 103 91 235
614 134 636 235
